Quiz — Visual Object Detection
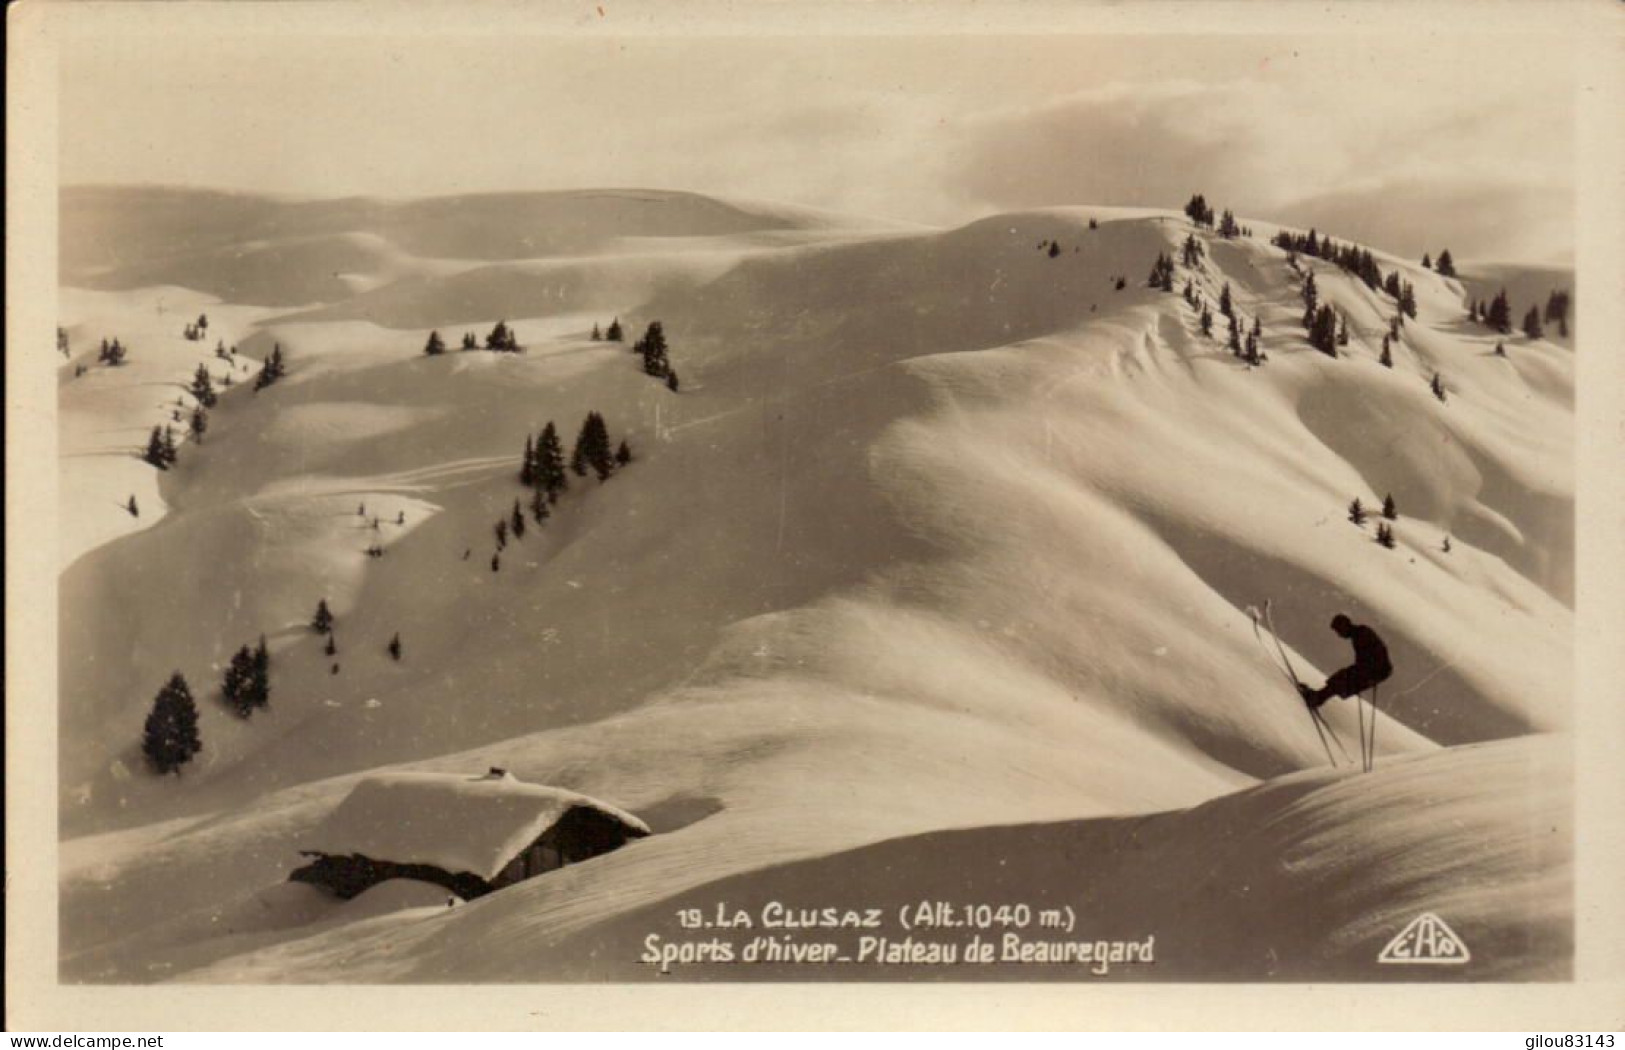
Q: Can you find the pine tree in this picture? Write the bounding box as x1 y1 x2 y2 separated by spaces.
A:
1421 252 1432 270
1219 282 1233 318
634 322 671 378
142 672 202 774
1442 536 1452 553
1431 372 1447 403
1384 272 1401 299
198 313 209 332
1337 313 1350 346
424 330 446 356
606 318 623 342
495 518 508 549
1494 340 1506 357
1522 305 1543 339
520 434 536 486
221 645 255 718
591 323 602 341
1199 306 1213 337
190 364 218 408
1486 288 1512 333
1382 494 1398 520
529 486 550 526
571 411 616 481
1047 241 1061 258
311 599 334 635
1399 281 1418 320
511 499 526 539
1380 336 1393 368
491 553 501 573
143 427 170 470
1435 249 1456 277
388 633 402 661
536 422 568 502
462 331 478 351
1181 234 1202 268
1218 209 1239 238
324 634 337 657
161 426 179 467
1309 304 1339 357
127 495 139 517
486 320 515 352
666 370 680 393
1348 498 1367 526
616 439 633 466
248 636 270 712
1375 522 1396 549
1227 314 1242 356
189 406 208 443
1544 289 1570 333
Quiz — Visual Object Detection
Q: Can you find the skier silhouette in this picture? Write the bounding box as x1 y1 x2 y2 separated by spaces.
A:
1298 614 1391 709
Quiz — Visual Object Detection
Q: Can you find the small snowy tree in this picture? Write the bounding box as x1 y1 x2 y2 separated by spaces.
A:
127 495 139 517
1522 306 1543 340
1431 372 1447 403
511 499 526 539
143 672 202 774
1435 249 1456 277
1348 498 1367 526
1375 522 1396 549
1382 494 1398 520
536 422 568 503
606 318 623 342
424 330 446 356
311 599 334 635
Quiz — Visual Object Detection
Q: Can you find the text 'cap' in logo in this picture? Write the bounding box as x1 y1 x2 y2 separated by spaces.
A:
1377 912 1470 965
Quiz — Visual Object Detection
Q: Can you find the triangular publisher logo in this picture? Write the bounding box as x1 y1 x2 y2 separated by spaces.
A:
1377 912 1470 965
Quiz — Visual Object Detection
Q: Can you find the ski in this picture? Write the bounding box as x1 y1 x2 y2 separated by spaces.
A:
1250 602 1350 767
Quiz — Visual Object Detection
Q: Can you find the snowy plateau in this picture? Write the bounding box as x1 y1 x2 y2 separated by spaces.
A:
56 186 1572 982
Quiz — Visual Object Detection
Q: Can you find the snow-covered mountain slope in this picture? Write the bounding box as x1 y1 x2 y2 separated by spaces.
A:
56 188 1573 981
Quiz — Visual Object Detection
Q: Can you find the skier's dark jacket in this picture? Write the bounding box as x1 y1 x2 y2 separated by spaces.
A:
1324 624 1393 698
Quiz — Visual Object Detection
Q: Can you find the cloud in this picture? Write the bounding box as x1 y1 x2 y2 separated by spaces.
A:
942 76 1574 261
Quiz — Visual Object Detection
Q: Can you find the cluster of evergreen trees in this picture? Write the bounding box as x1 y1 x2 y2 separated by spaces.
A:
183 314 210 342
221 638 271 718
1467 288 1567 340
632 321 680 390
254 344 287 391
1146 253 1176 292
519 422 570 508
1183 194 1249 238
1420 250 1457 277
569 411 630 482
142 425 180 469
430 321 526 355
485 321 522 352
1347 495 1401 549
590 318 625 342
1273 228 1388 294
98 337 129 366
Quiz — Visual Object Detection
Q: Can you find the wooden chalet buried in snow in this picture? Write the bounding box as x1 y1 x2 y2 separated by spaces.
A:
290 769 650 900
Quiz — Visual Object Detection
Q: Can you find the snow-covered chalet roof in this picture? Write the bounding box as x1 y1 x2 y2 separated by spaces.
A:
304 771 650 881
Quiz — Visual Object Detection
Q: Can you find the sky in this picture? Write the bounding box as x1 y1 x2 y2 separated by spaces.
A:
59 28 1579 263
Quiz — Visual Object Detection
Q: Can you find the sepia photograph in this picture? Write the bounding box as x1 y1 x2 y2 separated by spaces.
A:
8 0 1625 1032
